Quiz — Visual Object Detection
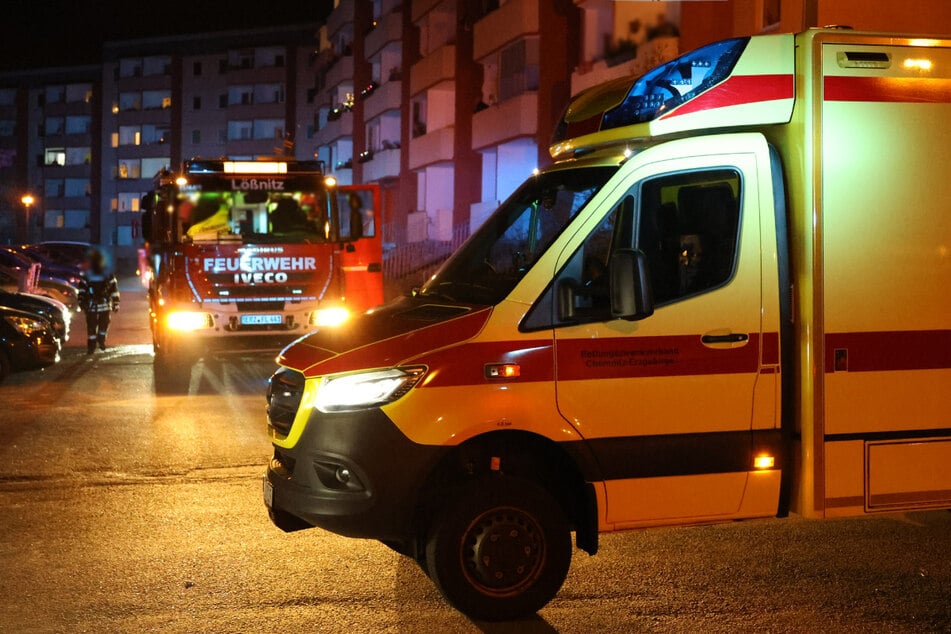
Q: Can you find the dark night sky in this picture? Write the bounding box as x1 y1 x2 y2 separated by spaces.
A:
1 0 334 71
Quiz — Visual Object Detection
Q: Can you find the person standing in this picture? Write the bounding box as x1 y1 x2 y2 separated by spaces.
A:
80 249 120 354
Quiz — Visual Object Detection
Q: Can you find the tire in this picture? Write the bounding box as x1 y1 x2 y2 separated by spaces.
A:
425 477 572 621
0 349 10 384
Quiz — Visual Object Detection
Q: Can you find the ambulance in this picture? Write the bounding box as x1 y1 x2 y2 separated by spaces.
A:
263 29 951 620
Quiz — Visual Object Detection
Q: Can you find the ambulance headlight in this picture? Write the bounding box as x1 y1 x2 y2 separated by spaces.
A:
310 306 350 327
4 315 47 338
314 366 426 413
167 311 214 331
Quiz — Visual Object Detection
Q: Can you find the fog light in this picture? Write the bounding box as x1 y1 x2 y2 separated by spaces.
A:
754 455 775 470
167 311 213 331
336 467 351 484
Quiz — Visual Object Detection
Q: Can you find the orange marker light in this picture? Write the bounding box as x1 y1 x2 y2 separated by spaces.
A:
485 363 521 379
754 455 775 470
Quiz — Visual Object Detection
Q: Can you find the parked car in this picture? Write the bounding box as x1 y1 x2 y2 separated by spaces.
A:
13 245 84 283
0 289 71 345
24 241 93 271
0 259 80 312
0 305 59 383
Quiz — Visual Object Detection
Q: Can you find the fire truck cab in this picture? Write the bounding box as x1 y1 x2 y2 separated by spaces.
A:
263 30 951 620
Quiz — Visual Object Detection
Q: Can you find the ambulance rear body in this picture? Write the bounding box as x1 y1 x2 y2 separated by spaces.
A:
263 29 951 620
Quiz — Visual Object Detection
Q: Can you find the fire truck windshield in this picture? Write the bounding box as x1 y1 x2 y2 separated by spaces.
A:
420 166 617 305
177 185 330 245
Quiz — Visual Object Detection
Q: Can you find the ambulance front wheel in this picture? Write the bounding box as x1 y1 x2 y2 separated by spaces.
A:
424 477 572 621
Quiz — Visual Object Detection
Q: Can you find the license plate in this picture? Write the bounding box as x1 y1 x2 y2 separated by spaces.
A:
241 314 283 326
263 479 274 508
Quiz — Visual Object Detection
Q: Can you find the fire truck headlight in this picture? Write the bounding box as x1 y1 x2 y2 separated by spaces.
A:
310 306 350 328
314 366 426 413
166 311 214 331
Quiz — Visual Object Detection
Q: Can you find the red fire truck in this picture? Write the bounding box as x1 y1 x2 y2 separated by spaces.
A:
140 158 382 365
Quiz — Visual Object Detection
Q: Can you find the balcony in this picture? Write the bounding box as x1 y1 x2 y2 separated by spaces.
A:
408 125 454 170
365 10 403 59
325 55 355 94
314 112 354 146
326 0 355 39
473 0 539 60
571 37 679 95
362 148 402 182
410 44 455 96
411 0 443 22
364 80 402 120
471 92 537 150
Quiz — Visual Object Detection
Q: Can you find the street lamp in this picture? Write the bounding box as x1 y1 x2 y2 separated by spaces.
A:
20 194 35 243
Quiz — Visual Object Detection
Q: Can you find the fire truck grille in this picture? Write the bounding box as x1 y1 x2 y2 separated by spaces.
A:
267 367 305 436
237 301 286 312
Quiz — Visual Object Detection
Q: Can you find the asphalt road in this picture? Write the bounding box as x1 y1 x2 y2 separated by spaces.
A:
0 281 949 633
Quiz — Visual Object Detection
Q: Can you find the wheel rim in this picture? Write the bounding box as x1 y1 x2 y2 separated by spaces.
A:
460 505 546 597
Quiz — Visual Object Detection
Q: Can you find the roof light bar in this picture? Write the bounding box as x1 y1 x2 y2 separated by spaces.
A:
223 161 288 174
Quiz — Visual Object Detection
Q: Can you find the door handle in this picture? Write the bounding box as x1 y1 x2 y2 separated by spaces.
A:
701 332 749 344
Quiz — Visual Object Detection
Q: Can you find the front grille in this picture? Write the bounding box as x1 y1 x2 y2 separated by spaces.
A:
237 300 286 312
267 366 305 436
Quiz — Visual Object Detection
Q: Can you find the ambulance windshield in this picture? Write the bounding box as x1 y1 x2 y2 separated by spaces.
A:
601 37 748 129
420 166 617 305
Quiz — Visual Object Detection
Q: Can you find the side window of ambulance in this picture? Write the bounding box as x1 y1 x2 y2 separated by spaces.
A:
638 169 741 304
520 196 634 330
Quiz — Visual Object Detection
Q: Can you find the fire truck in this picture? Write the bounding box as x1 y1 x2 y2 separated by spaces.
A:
140 158 382 365
263 30 951 620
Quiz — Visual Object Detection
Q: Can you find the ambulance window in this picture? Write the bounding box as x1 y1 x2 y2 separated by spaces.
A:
522 195 634 330
636 169 740 304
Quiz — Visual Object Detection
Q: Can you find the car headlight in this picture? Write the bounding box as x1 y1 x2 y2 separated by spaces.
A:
314 366 426 413
166 311 214 331
4 315 47 337
309 306 350 327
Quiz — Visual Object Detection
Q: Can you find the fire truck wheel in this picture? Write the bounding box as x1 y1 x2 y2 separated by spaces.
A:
424 477 571 621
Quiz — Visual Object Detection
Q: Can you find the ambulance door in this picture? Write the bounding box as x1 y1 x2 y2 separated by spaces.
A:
547 145 770 528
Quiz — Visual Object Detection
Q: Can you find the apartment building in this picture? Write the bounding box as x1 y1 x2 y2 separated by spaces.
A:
0 67 101 245
306 0 685 257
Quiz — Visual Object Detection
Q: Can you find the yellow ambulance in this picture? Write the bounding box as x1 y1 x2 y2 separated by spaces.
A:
264 29 951 620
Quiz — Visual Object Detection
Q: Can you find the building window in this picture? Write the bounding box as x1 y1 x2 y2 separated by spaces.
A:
45 85 65 104
0 120 14 136
65 116 91 135
217 128 227 144
64 178 90 197
64 147 90 165
45 117 65 135
118 192 142 212
193 61 203 76
142 90 171 110
118 92 142 111
142 125 168 145
117 159 141 179
45 179 64 197
228 85 254 106
253 119 283 140
218 94 228 108
118 125 141 146
141 158 168 178
0 89 15 106
65 83 92 103
254 83 284 104
44 210 64 229
193 96 202 110
64 209 89 229
227 120 253 140
191 129 201 144
45 148 66 166
218 59 228 74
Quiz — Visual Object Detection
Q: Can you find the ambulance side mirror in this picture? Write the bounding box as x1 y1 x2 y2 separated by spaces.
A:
609 248 654 321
